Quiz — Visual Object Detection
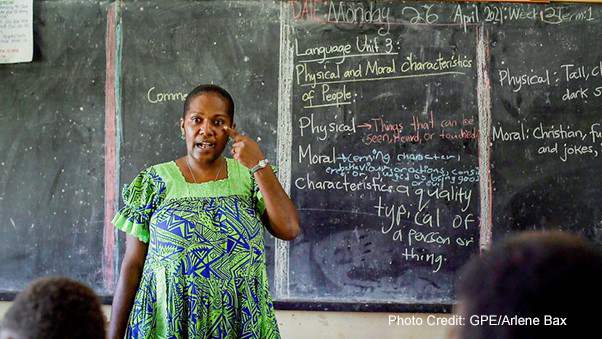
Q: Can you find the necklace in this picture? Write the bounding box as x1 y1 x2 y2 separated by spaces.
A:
186 157 224 183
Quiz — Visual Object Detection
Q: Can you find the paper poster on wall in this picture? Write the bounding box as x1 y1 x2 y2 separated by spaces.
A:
0 0 33 64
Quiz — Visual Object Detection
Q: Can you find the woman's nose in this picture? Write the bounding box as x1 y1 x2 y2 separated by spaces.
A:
199 121 214 136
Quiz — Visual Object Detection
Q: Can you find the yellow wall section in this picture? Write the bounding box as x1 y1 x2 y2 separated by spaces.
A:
0 301 453 339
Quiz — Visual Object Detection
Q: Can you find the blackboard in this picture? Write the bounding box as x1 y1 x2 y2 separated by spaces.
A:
286 2 479 310
0 0 109 296
488 5 602 244
1 0 602 312
280 0 602 311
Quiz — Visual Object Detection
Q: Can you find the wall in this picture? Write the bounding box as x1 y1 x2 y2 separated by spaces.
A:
0 301 452 338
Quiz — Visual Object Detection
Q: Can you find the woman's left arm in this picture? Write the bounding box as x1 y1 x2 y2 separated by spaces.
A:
227 126 300 240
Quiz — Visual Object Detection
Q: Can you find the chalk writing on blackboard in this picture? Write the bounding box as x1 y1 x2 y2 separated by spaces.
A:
287 1 480 289
146 86 187 103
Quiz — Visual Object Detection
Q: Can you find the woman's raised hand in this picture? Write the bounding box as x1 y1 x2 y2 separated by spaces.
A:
224 126 266 169
224 126 300 240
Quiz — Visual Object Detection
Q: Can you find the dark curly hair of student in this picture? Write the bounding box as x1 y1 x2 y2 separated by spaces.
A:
456 231 602 339
1 276 106 339
183 84 235 121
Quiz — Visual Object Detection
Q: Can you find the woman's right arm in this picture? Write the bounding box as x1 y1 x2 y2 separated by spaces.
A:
107 234 148 339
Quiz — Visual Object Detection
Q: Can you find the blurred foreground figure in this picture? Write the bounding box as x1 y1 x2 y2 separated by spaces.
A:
451 231 602 339
0 276 105 339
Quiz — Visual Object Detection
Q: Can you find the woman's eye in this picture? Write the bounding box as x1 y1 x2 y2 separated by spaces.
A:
215 120 224 125
192 117 201 123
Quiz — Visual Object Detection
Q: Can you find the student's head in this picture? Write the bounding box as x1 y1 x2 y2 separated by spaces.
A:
452 231 601 339
0 276 106 339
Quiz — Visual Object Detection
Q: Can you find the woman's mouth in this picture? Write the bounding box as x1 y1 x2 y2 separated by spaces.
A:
195 141 215 150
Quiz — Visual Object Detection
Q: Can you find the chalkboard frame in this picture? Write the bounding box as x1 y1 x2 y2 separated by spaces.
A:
1 292 452 312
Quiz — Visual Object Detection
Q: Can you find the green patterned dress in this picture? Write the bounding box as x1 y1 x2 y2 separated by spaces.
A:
112 158 280 339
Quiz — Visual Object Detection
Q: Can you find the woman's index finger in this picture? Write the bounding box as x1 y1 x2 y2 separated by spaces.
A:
224 126 244 141
224 126 238 137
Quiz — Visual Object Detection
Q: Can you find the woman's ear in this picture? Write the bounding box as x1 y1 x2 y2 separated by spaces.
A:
180 117 185 134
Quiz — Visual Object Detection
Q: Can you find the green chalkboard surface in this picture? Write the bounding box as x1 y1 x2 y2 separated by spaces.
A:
0 0 108 295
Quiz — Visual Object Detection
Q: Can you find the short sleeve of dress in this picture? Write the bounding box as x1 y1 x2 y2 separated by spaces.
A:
111 168 166 243
252 165 278 216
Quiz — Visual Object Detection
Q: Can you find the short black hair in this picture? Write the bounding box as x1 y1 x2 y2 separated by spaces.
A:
183 84 235 121
456 231 602 339
1 276 106 339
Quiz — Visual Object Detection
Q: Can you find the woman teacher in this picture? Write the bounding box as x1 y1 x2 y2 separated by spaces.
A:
108 84 300 338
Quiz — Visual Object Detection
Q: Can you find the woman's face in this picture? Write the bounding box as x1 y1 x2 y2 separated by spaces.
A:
181 92 234 163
